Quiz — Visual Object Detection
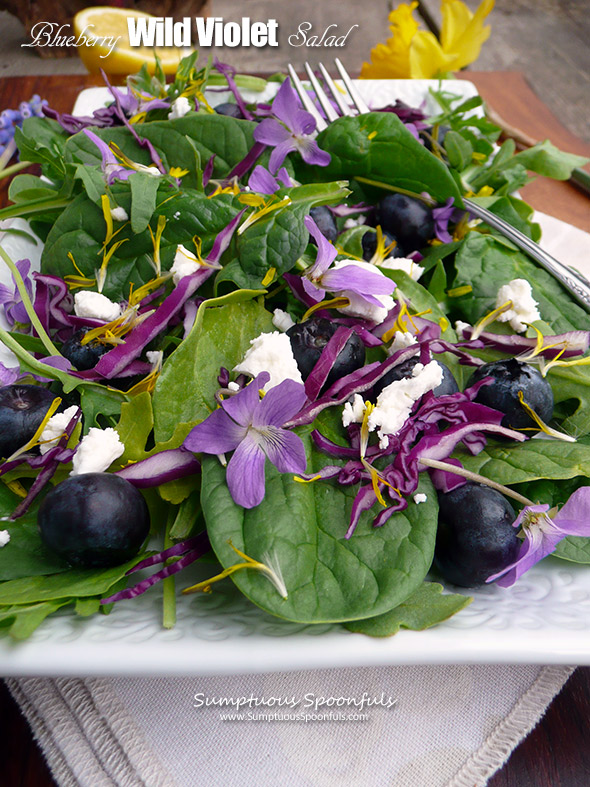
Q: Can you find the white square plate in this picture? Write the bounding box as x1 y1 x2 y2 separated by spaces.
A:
1 80 589 676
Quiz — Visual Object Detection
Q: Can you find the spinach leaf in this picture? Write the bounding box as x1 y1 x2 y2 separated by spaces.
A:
0 557 145 605
457 440 590 487
345 582 471 637
200 437 438 623
237 203 308 279
0 600 68 640
553 537 590 564
511 141 589 180
41 189 239 301
153 292 273 442
451 233 590 333
308 113 461 203
15 117 70 181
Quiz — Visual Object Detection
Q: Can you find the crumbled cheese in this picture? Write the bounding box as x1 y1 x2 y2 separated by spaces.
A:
146 350 163 366
110 206 128 222
378 256 424 281
343 216 367 230
40 405 79 455
272 308 295 332
331 260 395 324
234 331 303 390
227 381 240 392
168 96 192 119
455 320 471 338
0 530 10 548
71 427 125 476
495 278 540 333
369 361 443 443
170 244 200 284
74 291 122 322
387 330 418 355
173 211 181 220
136 164 162 178
342 393 366 428
414 493 428 504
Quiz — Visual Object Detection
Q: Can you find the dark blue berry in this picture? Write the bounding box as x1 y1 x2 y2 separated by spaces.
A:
38 473 150 568
377 194 434 251
287 317 365 389
372 358 459 400
309 206 338 243
434 482 520 587
0 385 58 458
61 329 109 371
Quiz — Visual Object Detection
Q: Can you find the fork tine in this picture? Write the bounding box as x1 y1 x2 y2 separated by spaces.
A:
304 63 340 123
334 58 371 114
287 64 327 131
317 62 353 117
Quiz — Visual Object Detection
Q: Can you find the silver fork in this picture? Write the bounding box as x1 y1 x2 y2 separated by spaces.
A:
288 60 590 312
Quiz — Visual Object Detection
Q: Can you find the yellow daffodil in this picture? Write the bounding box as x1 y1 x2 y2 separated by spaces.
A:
360 0 494 79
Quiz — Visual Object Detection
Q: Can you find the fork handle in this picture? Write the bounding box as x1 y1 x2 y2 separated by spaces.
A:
463 197 590 312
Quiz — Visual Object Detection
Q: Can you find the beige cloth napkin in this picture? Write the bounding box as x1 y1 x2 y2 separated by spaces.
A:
7 665 573 787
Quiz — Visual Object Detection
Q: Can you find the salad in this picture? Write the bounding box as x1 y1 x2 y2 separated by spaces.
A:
0 53 589 642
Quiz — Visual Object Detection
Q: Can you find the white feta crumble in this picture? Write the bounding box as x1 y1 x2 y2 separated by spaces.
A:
0 530 10 548
378 256 425 281
343 216 367 230
330 260 395 324
495 278 540 333
146 350 163 366
168 96 192 119
39 405 79 455
272 308 295 332
71 427 125 476
413 493 428 504
342 393 367 428
234 331 303 390
455 320 471 338
227 381 240 392
74 291 122 322
369 361 443 443
173 211 181 220
387 330 418 355
110 206 128 222
170 244 200 284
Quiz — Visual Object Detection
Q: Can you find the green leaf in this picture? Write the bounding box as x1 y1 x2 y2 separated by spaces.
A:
310 113 461 203
444 130 473 171
15 118 69 181
8 174 60 204
451 233 590 333
237 203 309 279
153 292 272 442
0 515 70 581
553 537 590 564
0 557 146 605
511 140 589 180
115 392 154 463
457 439 590 487
129 171 161 233
200 436 438 623
345 582 471 637
79 386 128 430
0 600 68 640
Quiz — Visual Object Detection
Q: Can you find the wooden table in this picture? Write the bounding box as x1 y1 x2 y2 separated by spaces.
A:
1 71 590 786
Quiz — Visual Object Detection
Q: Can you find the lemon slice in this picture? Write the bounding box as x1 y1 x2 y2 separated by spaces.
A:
73 7 190 75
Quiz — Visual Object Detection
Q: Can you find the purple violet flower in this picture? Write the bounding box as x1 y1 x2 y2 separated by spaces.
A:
184 371 307 509
83 129 133 184
253 78 331 173
248 164 293 195
432 197 455 243
487 488 590 587
0 258 34 328
301 216 396 314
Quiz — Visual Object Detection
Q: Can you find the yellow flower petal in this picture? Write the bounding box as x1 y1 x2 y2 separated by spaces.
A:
360 2 420 79
440 0 495 70
409 30 457 78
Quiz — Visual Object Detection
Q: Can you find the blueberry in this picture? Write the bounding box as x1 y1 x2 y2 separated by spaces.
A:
377 194 434 251
434 482 520 587
372 359 459 400
287 317 365 389
214 102 243 119
0 384 58 459
309 206 338 243
61 328 109 371
467 359 553 431
38 473 150 568
361 229 406 261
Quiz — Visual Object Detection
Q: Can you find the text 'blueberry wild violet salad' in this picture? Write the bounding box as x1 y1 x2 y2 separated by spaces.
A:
0 54 589 641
